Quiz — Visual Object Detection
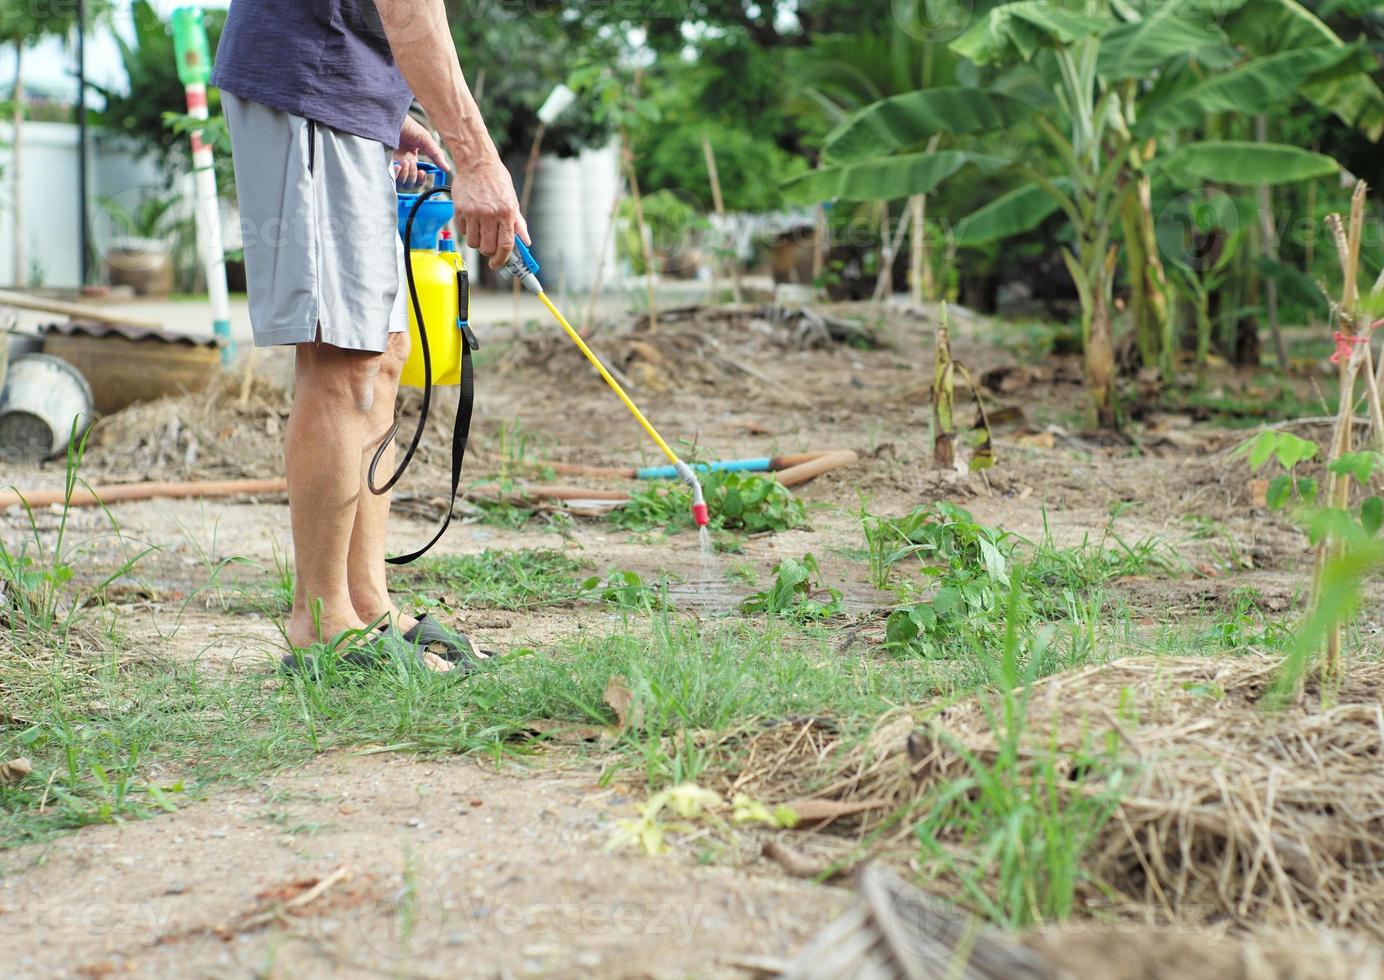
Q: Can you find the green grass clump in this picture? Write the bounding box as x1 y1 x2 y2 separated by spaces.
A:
868 504 1176 660
913 590 1127 927
1 428 152 651
406 548 591 610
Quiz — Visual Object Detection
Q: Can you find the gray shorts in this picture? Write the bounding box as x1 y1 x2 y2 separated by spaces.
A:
223 92 407 352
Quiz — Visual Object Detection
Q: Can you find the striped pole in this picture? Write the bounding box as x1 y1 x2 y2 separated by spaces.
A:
172 7 234 365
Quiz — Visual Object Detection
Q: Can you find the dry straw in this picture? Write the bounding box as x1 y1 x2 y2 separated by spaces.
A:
732 656 1384 938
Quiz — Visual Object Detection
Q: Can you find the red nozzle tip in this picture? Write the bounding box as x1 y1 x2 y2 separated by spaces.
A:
692 503 710 527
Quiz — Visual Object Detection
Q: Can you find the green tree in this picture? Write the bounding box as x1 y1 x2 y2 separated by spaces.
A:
92 1 224 175
786 0 1382 427
444 0 618 158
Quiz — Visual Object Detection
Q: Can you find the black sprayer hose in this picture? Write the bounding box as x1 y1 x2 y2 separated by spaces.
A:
367 185 450 496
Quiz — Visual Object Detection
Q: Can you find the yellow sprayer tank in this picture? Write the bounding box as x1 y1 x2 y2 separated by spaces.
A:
400 230 467 388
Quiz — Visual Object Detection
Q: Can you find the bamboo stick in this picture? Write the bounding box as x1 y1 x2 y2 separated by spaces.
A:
0 289 162 330
701 134 742 305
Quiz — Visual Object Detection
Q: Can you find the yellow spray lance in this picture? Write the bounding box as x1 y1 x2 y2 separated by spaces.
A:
377 173 708 566
501 240 710 528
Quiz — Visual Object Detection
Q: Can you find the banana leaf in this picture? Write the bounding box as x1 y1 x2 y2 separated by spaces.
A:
953 179 1071 247
1219 0 1384 140
1157 141 1338 186
1136 44 1361 136
780 150 1009 204
950 2 1109 65
823 88 1038 162
1097 7 1226 79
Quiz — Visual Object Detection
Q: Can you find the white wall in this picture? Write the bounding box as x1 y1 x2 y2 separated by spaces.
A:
1 119 616 294
0 121 174 289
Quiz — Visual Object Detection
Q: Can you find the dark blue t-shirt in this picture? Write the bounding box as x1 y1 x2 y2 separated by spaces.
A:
211 0 413 148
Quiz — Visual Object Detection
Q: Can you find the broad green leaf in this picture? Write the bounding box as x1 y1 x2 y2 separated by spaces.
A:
950 2 1109 65
1244 430 1277 469
1097 9 1226 79
1274 432 1319 469
1363 497 1383 536
1329 451 1384 485
1307 507 1371 549
1298 477 1318 505
1238 429 1316 469
953 180 1069 247
823 88 1038 162
780 150 1009 203
978 538 1009 586
1220 0 1384 139
1137 45 1359 136
1266 475 1293 510
886 608 921 646
1159 142 1338 186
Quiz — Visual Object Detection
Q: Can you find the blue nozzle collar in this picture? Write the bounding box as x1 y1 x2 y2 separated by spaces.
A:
512 239 539 276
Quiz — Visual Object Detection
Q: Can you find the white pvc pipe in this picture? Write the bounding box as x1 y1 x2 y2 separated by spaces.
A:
183 82 234 364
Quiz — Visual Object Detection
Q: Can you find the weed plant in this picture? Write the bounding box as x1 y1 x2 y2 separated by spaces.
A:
613 471 808 534
0 428 152 651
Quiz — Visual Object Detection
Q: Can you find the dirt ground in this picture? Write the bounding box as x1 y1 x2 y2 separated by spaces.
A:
3 300 1382 977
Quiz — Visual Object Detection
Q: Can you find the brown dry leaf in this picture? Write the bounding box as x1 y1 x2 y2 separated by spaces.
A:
0 757 32 784
604 675 642 731
1016 430 1055 450
782 797 892 828
1249 478 1270 508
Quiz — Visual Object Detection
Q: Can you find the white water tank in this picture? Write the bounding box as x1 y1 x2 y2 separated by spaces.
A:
527 140 620 296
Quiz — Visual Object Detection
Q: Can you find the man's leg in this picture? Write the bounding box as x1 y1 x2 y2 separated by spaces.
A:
346 330 418 631
342 334 457 672
283 339 381 648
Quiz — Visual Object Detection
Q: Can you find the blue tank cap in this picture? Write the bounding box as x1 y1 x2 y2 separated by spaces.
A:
397 195 454 250
439 230 456 252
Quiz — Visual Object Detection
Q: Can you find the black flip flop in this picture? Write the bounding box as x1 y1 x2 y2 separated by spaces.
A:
279 627 423 677
383 614 496 670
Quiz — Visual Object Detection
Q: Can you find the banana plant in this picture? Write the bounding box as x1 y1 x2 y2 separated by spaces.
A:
784 0 1380 428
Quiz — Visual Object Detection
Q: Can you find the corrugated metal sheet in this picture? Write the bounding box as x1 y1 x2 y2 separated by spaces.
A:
40 320 224 348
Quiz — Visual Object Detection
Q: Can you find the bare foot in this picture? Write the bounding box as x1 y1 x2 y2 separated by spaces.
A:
353 600 419 636
285 612 370 651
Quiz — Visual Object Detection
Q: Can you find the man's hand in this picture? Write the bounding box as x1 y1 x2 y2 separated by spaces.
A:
393 115 447 189
453 155 529 270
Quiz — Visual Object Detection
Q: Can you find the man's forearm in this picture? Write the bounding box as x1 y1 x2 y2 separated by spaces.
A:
373 0 492 165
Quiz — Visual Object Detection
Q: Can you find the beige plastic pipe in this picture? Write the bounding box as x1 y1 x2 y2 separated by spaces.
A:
0 478 288 511
0 452 858 512
774 451 858 487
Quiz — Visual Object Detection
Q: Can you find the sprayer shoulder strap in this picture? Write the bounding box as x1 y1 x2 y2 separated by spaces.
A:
386 342 473 566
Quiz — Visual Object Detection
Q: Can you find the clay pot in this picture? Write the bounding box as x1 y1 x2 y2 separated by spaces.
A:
104 237 174 296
